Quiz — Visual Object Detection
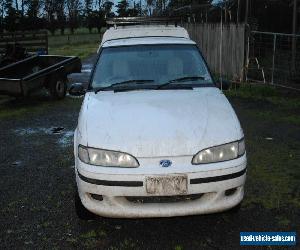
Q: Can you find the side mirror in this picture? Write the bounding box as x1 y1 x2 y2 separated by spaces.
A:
69 83 86 96
216 79 230 91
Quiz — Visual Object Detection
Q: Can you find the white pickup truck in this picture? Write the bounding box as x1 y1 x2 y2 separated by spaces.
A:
70 18 247 219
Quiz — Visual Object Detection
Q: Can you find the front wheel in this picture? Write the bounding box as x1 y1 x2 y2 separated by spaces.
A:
49 76 67 100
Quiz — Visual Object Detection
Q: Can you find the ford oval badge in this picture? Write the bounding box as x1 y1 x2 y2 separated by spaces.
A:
160 160 172 168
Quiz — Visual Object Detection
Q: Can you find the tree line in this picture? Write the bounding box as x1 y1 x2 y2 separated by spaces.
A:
162 0 297 33
0 0 117 34
0 0 298 34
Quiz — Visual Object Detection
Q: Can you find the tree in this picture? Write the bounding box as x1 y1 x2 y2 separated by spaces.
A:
66 0 81 34
146 0 155 15
26 0 40 20
167 0 213 21
25 0 41 30
116 0 129 17
84 0 93 33
55 0 66 35
92 0 104 33
103 0 114 18
4 0 22 31
14 0 19 12
155 0 167 15
127 1 141 16
44 0 56 35
0 0 5 32
248 0 292 32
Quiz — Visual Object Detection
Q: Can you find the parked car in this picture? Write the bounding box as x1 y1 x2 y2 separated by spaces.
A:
70 17 246 219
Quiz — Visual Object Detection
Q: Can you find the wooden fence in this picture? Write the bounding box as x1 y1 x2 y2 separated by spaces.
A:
183 23 245 80
0 31 48 55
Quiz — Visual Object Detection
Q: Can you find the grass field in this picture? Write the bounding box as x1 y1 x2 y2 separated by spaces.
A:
225 85 300 212
49 42 99 60
226 84 300 126
48 32 102 47
48 28 103 59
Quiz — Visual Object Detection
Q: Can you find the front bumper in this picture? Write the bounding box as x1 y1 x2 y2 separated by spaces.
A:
75 156 247 218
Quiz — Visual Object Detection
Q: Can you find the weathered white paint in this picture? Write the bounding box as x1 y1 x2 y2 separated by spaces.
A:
80 89 242 158
74 25 247 218
101 25 190 45
76 161 246 218
102 37 195 48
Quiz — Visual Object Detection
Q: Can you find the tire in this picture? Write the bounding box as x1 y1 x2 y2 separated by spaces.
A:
49 75 67 100
75 190 95 220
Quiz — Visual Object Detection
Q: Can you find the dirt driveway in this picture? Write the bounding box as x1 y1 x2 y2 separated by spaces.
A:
0 60 299 249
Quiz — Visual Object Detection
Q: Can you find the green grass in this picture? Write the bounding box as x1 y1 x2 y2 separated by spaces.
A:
48 32 102 47
226 84 300 210
254 110 300 126
226 84 300 126
243 135 300 210
80 230 97 239
48 28 104 59
226 84 300 106
49 42 99 60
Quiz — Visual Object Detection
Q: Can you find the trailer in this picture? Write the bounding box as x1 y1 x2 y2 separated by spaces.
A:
0 55 81 99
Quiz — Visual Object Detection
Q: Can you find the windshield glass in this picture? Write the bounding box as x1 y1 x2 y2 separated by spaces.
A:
91 44 213 89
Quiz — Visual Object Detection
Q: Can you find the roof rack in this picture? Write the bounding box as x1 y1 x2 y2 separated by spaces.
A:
106 17 181 28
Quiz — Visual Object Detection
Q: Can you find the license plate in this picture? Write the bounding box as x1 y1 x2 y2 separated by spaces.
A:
146 175 188 195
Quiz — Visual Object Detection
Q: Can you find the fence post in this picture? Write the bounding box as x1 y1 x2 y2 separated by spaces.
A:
245 34 250 82
244 28 250 83
292 34 297 74
271 34 277 85
219 11 223 89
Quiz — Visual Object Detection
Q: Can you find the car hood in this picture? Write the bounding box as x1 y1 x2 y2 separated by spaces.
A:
80 88 243 158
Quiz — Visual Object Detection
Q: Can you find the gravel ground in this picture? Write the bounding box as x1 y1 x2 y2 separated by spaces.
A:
0 56 299 249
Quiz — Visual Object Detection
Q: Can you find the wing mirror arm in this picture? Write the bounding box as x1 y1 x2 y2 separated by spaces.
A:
69 83 86 96
215 78 230 91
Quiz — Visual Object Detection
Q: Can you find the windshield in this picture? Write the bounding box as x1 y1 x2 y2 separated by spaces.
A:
91 44 213 90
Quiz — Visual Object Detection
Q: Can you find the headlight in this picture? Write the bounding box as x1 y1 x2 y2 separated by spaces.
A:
192 139 245 164
78 145 139 168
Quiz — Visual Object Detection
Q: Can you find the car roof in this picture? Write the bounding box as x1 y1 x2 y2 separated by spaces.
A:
100 25 191 47
102 37 196 48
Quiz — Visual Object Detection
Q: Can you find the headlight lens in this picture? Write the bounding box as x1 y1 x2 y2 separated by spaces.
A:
192 139 245 164
78 145 139 167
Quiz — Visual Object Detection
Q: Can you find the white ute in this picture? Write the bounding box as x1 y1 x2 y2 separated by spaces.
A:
70 18 247 219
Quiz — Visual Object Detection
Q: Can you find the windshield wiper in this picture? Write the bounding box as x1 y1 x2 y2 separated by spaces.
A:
94 79 154 93
156 76 206 90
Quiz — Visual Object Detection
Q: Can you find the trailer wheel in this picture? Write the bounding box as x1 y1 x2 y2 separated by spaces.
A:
49 75 67 100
